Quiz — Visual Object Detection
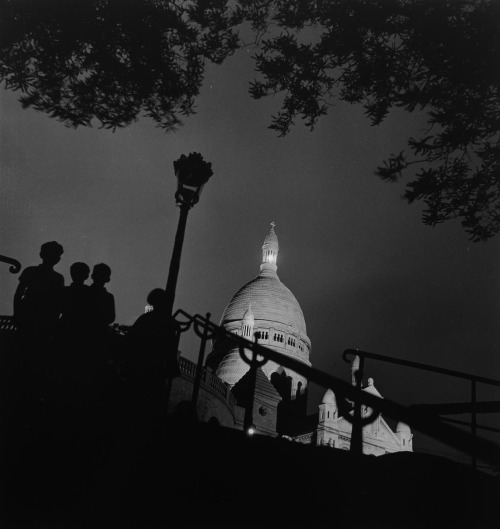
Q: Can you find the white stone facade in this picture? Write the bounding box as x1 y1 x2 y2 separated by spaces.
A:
210 224 311 392
309 381 413 455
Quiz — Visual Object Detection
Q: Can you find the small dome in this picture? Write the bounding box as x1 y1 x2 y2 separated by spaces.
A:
242 304 254 325
396 421 411 434
322 388 337 405
363 378 383 398
351 355 360 370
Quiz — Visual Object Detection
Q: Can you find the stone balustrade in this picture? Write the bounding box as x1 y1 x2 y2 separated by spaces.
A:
178 355 235 407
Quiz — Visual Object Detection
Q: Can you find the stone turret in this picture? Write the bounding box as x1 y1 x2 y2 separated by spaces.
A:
241 304 254 339
317 389 339 447
396 422 413 451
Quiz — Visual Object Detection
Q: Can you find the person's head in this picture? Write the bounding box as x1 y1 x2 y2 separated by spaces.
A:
147 288 167 311
91 263 111 287
40 241 64 267
70 262 90 284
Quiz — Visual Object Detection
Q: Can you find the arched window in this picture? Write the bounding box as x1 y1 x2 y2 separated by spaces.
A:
274 332 284 343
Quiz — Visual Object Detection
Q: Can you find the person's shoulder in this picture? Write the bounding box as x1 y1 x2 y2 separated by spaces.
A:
128 312 151 338
132 313 149 327
18 265 38 281
104 289 115 302
20 265 38 276
50 269 64 285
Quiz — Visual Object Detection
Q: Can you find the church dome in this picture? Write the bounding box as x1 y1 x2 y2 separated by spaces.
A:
396 421 411 434
322 389 337 406
211 223 311 389
220 274 307 336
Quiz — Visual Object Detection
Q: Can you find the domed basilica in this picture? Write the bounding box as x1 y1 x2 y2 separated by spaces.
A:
206 222 310 394
171 224 412 455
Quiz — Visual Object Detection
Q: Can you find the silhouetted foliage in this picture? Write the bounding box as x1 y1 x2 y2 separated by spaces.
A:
246 0 500 240
1 0 499 240
0 0 243 131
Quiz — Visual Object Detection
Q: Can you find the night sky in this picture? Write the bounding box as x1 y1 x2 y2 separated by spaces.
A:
1 42 499 455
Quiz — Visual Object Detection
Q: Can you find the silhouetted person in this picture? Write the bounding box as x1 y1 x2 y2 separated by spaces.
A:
54 262 93 403
89 263 115 329
126 288 179 379
124 289 179 432
14 241 64 339
11 242 64 439
60 262 92 331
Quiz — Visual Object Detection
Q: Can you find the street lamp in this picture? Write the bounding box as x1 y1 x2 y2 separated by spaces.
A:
165 152 213 317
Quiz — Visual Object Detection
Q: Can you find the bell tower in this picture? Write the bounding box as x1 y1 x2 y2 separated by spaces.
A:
260 222 279 274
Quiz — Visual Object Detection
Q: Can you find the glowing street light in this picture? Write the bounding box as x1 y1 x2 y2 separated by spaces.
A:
246 424 256 436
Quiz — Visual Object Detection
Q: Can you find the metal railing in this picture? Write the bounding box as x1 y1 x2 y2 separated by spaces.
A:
172 310 500 470
0 254 21 274
1 308 498 470
343 349 500 469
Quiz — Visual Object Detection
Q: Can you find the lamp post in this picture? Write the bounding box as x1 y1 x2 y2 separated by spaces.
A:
163 153 213 414
165 152 213 316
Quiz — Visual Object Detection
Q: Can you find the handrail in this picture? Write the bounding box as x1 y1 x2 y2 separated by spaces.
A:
2 309 498 468
0 255 21 274
173 310 500 469
342 348 500 469
343 349 500 387
441 417 500 435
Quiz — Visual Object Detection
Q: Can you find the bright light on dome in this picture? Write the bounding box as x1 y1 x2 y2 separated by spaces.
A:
247 426 256 435
265 254 275 263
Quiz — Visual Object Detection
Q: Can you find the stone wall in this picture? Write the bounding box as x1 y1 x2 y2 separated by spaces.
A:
168 356 237 428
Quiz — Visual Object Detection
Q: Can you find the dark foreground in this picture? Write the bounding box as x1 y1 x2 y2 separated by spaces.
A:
1 409 499 528
0 334 498 528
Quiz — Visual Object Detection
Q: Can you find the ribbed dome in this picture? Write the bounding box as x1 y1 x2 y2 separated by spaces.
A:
209 224 311 391
220 272 307 336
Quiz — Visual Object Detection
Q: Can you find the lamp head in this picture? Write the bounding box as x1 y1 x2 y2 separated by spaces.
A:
173 152 213 208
